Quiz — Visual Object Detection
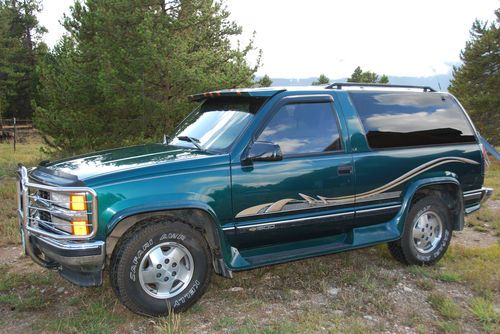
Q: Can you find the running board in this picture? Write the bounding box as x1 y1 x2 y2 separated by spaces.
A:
229 221 401 270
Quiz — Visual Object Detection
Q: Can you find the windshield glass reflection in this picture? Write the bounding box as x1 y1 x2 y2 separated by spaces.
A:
169 97 266 151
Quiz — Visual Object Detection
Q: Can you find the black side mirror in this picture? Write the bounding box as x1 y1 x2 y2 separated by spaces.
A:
246 141 283 162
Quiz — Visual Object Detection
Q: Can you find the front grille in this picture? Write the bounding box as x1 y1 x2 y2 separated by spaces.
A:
39 211 51 222
38 190 50 200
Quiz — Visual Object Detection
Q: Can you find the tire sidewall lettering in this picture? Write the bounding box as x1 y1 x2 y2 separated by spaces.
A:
172 279 201 308
129 238 154 282
160 233 186 242
411 203 451 263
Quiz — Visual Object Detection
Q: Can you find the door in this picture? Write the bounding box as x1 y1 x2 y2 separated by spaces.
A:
231 95 355 249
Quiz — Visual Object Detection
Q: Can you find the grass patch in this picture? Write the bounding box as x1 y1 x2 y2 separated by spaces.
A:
416 278 435 291
0 265 53 291
0 288 48 311
154 311 185 334
45 293 123 334
437 271 463 283
408 244 499 295
436 320 461 333
0 139 46 178
484 158 500 200
0 180 21 245
441 244 500 294
232 317 299 334
407 265 433 278
428 292 462 319
469 297 500 331
472 225 489 232
0 138 47 245
214 316 237 330
467 206 499 233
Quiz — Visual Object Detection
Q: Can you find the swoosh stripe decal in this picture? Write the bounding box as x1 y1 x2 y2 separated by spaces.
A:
235 156 478 218
266 199 296 213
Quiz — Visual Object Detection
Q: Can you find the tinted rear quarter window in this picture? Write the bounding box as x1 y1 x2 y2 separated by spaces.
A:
349 92 477 149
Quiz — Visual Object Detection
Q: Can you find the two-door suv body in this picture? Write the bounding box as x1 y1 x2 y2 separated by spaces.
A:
17 83 493 315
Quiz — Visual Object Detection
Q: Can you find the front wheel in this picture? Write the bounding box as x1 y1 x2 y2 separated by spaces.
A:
388 196 452 265
110 219 212 316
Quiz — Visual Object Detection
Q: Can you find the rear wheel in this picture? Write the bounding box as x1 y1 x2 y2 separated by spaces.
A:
110 219 212 316
388 196 452 265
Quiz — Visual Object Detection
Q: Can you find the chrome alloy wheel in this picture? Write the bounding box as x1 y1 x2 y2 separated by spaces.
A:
139 242 194 299
412 210 443 254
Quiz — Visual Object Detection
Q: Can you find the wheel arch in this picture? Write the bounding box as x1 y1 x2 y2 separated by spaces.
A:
105 205 233 278
403 177 464 231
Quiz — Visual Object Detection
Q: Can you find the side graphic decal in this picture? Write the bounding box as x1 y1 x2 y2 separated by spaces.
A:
235 156 479 218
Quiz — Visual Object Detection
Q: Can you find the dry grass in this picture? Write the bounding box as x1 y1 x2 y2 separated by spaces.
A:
0 137 47 245
154 311 185 334
441 244 500 295
428 292 463 319
485 155 500 200
0 135 46 178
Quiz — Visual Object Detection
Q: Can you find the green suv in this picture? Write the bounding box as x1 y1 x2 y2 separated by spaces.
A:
17 82 492 316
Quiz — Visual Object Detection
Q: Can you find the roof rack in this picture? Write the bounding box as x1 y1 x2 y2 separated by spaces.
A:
325 82 436 92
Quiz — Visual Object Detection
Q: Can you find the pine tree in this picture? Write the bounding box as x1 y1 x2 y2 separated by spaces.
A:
36 0 261 153
347 66 389 84
0 0 46 119
449 9 499 145
312 74 330 85
255 74 272 87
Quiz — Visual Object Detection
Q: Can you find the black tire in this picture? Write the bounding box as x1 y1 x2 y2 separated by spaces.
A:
387 195 452 266
110 218 212 316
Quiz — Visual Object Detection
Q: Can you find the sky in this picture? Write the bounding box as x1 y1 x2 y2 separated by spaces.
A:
39 0 499 78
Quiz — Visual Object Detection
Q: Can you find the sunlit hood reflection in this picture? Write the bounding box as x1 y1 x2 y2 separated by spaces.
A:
45 143 213 181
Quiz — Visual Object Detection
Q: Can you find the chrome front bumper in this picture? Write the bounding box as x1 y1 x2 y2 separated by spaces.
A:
17 165 105 286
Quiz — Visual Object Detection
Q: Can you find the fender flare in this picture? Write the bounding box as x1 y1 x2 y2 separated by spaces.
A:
397 176 463 233
105 201 233 277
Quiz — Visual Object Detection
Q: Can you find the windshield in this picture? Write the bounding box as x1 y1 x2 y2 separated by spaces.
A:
169 97 267 151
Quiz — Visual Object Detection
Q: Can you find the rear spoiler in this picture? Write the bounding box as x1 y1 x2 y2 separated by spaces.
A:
188 88 286 101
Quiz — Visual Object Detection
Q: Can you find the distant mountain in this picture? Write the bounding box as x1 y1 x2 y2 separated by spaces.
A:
267 72 454 91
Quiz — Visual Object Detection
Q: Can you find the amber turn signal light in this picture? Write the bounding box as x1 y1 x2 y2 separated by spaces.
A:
70 194 87 211
71 220 89 236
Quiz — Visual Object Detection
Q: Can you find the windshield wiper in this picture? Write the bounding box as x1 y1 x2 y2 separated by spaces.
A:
176 136 204 151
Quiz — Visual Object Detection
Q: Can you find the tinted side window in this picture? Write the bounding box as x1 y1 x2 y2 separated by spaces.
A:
350 92 476 149
257 102 341 155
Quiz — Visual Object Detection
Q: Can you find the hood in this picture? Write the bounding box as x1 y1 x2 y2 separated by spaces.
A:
43 143 214 181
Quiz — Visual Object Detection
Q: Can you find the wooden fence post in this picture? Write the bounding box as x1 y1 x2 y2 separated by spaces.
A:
13 117 16 152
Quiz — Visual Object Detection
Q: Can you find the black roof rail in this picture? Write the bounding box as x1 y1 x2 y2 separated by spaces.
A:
326 82 436 92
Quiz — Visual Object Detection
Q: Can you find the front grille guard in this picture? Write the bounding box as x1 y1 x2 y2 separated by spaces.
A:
17 165 99 267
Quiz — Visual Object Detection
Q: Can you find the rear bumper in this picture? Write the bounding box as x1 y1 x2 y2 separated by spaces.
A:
463 187 493 214
480 187 493 203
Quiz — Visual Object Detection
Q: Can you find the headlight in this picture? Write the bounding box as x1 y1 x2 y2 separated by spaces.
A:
51 192 87 211
49 192 90 236
52 215 73 234
50 192 70 209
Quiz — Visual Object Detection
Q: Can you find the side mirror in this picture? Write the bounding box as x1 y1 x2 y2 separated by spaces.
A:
246 141 283 162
